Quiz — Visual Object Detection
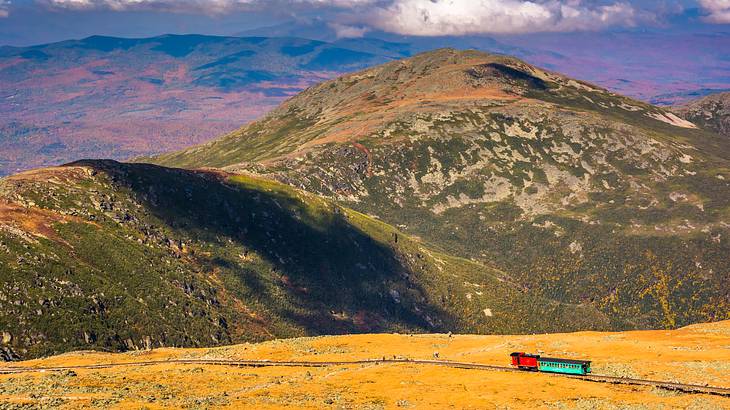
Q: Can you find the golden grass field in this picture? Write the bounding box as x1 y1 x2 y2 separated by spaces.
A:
1 321 729 409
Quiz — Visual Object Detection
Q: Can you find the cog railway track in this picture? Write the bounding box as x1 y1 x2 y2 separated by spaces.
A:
0 358 728 397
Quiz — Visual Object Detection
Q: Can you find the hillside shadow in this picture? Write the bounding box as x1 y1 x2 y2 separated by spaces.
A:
70 160 458 337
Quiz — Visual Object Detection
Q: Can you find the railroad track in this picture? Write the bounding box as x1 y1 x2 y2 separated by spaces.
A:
0 358 728 397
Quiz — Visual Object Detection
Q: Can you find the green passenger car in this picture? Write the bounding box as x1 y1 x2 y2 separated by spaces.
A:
537 357 591 375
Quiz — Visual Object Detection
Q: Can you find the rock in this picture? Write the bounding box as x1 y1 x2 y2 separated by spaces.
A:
143 336 153 350
83 331 96 344
0 346 19 361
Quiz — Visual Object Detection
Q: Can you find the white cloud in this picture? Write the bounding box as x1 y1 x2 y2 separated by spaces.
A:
368 0 638 35
329 22 369 38
40 0 376 14
30 0 666 34
699 0 730 23
0 0 10 18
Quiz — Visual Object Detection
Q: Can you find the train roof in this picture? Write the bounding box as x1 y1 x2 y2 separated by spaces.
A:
538 357 591 365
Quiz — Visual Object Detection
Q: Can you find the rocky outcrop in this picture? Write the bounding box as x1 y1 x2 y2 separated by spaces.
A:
674 92 730 138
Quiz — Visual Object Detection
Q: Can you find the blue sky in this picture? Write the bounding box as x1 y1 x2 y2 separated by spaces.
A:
0 0 728 46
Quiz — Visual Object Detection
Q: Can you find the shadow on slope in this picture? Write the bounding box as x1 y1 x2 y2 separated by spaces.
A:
69 160 455 336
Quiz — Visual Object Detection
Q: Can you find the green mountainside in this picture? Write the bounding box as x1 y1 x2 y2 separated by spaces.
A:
147 49 730 330
675 92 730 138
0 160 607 360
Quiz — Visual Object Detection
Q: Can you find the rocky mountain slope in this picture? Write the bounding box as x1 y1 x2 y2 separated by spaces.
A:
675 92 730 138
148 49 730 330
0 160 607 360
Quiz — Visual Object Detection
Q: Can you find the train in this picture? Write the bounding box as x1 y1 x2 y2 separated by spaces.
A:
510 352 591 375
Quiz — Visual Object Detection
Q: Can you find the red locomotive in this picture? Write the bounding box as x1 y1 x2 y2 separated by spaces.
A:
511 352 591 375
510 352 540 370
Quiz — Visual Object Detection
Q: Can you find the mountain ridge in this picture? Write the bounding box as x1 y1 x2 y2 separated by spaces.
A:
146 49 730 330
0 159 609 360
147 48 706 170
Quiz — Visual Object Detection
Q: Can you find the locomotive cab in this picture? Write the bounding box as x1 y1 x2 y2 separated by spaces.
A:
510 352 540 371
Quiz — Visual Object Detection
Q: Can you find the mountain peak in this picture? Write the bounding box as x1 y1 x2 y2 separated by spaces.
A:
149 48 698 170
289 48 542 109
145 49 730 333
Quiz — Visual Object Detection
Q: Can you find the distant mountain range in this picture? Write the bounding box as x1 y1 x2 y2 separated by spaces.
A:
0 34 403 176
240 19 730 105
1 49 728 360
2 30 729 177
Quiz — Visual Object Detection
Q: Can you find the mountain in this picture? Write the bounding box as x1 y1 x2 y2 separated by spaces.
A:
0 34 400 177
674 92 730 138
4 29 729 178
0 159 608 360
147 49 730 331
238 18 730 105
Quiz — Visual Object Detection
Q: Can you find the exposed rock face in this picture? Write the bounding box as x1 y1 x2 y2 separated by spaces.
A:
148 49 730 330
674 92 730 138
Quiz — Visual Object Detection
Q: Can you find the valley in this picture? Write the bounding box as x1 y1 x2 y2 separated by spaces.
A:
0 35 398 176
0 159 606 361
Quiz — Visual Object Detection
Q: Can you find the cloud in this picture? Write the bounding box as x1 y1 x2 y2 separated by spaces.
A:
27 0 674 34
0 1 9 18
367 0 639 36
329 22 370 38
699 0 730 23
40 0 377 14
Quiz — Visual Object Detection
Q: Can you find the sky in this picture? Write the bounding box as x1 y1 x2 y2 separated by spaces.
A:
0 0 728 46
